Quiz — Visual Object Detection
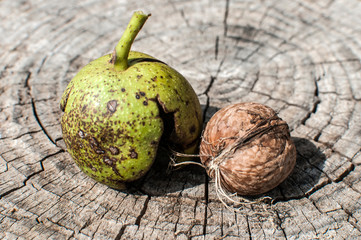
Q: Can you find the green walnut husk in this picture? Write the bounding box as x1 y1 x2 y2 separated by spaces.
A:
60 11 202 189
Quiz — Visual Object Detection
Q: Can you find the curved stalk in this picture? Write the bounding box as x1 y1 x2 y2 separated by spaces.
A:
113 11 150 71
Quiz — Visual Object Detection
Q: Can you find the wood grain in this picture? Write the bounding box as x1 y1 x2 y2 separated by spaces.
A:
1 0 361 239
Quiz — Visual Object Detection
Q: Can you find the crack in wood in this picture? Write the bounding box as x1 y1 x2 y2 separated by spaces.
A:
0 154 9 172
0 150 64 199
24 71 31 89
31 98 56 145
272 154 357 204
334 162 356 183
36 56 48 75
13 130 43 140
22 69 58 147
275 209 288 239
246 214 252 240
300 208 318 235
79 217 93 234
203 172 209 236
223 0 230 37
215 36 219 60
300 75 321 125
343 207 361 233
19 68 56 148
179 9 190 28
135 195 150 227
251 90 312 112
202 56 225 114
114 224 128 240
42 217 76 238
182 219 202 239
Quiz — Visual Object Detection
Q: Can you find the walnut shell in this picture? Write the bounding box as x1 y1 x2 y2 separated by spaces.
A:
200 102 296 196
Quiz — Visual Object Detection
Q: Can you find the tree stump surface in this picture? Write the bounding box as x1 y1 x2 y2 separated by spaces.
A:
1 0 361 239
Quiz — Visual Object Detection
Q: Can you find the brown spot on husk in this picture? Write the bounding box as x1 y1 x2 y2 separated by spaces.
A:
95 149 105 154
81 105 88 113
78 130 85 138
89 164 97 172
107 100 118 113
109 146 120 155
89 137 99 148
129 149 138 159
103 156 116 166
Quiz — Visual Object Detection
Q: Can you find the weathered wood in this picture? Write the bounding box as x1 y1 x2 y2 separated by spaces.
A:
1 0 361 239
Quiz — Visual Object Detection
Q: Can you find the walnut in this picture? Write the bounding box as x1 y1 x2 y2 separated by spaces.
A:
200 102 296 196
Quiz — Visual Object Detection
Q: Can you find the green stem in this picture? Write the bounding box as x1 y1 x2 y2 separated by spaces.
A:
113 11 150 71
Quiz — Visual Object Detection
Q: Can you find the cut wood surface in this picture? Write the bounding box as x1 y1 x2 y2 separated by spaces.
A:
1 0 361 239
